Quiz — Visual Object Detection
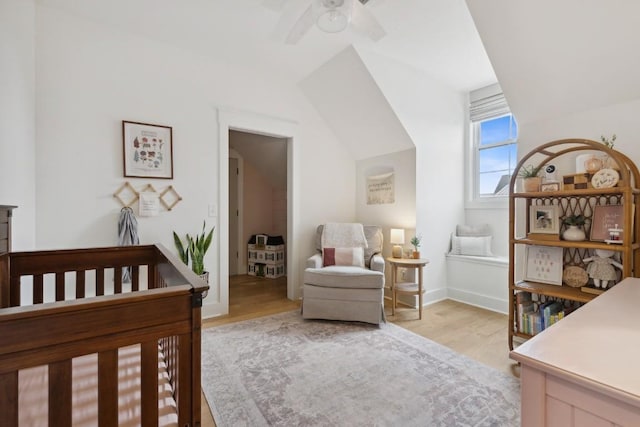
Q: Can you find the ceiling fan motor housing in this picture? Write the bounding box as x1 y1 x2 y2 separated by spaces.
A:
314 0 353 33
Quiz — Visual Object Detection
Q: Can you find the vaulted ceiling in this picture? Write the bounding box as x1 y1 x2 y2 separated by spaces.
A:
466 0 640 125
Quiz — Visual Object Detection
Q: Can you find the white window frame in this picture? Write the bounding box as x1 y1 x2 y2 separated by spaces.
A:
466 85 517 209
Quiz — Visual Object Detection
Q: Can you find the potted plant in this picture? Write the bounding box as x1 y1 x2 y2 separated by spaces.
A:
519 165 542 192
173 221 215 282
410 235 422 259
562 214 586 241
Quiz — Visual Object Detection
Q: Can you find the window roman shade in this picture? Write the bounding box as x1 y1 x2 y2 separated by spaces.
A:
469 84 510 122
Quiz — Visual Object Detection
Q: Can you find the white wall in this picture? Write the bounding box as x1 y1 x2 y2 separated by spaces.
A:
357 48 466 304
0 0 36 251
356 148 416 287
518 99 640 166
33 5 356 316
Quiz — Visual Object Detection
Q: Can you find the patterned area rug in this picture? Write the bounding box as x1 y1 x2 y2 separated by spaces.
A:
201 311 520 427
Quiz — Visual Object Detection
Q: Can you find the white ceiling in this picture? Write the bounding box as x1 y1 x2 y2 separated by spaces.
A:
36 0 497 91
300 46 415 160
229 130 287 190
466 0 640 125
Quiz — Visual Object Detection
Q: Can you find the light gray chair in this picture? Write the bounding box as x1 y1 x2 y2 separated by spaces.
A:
302 224 385 324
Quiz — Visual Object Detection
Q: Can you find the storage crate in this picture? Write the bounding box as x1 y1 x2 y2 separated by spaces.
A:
563 172 594 190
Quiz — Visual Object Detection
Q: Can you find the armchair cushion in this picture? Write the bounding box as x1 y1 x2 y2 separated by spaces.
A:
304 266 384 289
322 247 365 267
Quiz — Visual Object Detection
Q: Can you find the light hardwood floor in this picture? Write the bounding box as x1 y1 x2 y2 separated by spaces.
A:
200 275 520 426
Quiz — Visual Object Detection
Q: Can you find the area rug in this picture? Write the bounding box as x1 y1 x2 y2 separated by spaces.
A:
201 311 520 427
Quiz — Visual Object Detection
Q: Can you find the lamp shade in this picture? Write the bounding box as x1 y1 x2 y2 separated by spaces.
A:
390 229 405 245
313 0 354 33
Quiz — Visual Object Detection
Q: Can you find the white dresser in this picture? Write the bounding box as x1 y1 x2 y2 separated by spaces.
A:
511 278 640 426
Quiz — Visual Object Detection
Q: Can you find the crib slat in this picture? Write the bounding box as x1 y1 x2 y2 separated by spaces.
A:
49 359 72 426
114 266 122 294
55 272 65 301
148 265 157 289
178 333 193 426
34 274 44 304
0 371 18 426
141 340 159 427
76 270 85 299
131 265 139 291
96 267 105 296
99 349 118 426
9 275 20 307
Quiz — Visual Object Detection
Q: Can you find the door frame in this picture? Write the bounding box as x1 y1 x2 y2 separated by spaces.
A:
228 149 244 275
208 108 299 318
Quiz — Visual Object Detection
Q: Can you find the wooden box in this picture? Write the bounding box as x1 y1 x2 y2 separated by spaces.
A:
563 173 594 190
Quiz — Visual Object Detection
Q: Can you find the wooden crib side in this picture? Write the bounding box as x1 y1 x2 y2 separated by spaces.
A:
0 244 208 427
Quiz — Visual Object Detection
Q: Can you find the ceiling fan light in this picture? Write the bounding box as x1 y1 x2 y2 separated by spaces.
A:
314 0 353 33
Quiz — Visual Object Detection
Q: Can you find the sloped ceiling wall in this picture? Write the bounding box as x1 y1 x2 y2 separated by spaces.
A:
299 46 415 160
466 0 640 125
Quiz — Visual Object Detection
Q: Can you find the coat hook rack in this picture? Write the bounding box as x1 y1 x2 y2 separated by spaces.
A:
113 181 183 211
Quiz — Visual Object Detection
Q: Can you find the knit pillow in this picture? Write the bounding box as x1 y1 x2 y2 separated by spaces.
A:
450 235 494 257
323 247 365 267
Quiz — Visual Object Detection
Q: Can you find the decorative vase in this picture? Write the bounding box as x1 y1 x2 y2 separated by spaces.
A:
562 225 586 241
412 251 420 259
584 155 603 174
523 176 541 192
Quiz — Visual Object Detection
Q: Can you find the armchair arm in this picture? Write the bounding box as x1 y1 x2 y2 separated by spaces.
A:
306 253 322 269
370 254 385 273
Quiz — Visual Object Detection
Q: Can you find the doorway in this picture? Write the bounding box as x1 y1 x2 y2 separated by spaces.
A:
211 108 299 319
228 130 287 279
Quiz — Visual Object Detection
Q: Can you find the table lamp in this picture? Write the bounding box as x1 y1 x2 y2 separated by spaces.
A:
390 228 405 258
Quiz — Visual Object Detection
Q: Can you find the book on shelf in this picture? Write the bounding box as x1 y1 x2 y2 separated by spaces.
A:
581 285 605 295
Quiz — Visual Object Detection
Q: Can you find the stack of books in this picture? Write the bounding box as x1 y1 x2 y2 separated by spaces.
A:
516 292 566 336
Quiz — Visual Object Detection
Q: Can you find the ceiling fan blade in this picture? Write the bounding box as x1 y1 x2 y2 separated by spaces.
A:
285 4 315 44
262 0 291 11
351 0 386 41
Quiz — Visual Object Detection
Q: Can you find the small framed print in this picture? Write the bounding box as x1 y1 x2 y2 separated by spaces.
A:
123 120 173 179
590 204 624 241
540 182 560 192
524 245 563 285
529 204 560 235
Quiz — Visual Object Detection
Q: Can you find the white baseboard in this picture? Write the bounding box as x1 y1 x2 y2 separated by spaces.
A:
447 287 508 314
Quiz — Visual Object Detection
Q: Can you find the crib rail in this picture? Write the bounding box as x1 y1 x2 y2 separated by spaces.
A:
0 244 208 427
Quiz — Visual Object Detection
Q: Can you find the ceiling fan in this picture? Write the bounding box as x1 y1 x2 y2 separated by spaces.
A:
263 0 386 44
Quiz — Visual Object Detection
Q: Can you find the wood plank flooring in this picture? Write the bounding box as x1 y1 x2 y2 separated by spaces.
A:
201 275 519 427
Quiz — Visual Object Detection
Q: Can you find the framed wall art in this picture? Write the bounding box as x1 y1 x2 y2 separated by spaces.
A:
590 204 625 241
123 120 173 179
529 204 560 235
524 245 563 285
540 182 560 192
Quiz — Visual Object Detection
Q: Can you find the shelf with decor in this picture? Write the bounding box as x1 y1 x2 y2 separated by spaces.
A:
508 138 640 350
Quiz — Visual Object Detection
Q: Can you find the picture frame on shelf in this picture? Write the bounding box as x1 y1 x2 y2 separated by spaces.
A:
540 182 560 192
529 205 560 235
123 120 173 179
524 245 563 286
590 205 625 241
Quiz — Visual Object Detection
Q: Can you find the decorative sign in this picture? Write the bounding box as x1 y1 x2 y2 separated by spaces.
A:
367 172 394 205
139 191 160 217
591 205 624 241
524 245 563 285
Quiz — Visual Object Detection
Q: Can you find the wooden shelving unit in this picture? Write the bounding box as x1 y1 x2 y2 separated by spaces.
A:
508 139 640 350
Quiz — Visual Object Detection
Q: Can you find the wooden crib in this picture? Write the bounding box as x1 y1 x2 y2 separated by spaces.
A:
0 244 208 426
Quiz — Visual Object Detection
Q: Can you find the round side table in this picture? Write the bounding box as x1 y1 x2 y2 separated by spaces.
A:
386 257 430 319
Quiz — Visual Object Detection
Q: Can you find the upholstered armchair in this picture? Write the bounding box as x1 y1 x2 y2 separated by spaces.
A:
302 223 385 324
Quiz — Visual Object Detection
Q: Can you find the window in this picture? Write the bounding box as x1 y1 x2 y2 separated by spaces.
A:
469 85 518 203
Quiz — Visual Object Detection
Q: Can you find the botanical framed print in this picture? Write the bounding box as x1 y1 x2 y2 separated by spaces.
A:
123 121 173 179
524 245 563 285
529 204 560 234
